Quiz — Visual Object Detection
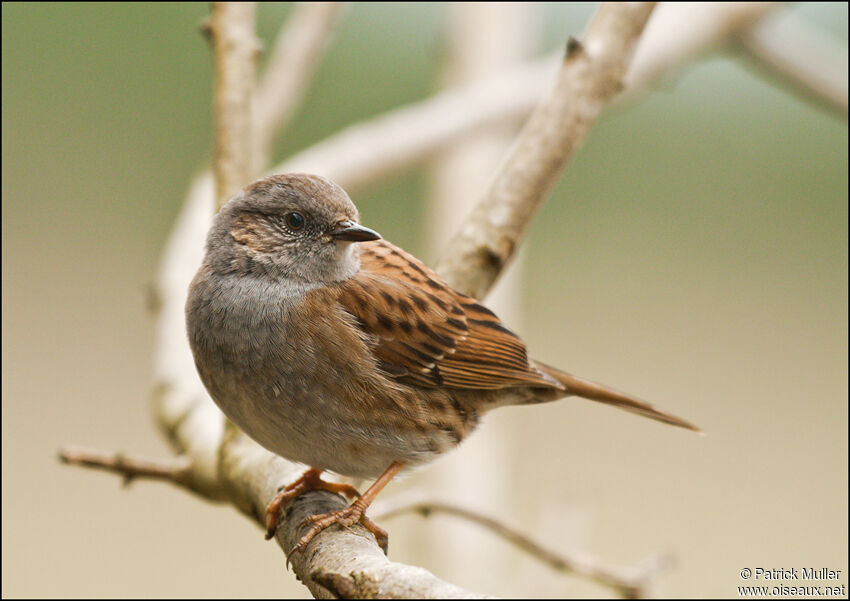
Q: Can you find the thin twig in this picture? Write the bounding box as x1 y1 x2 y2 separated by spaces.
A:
58 445 194 488
435 2 657 299
209 2 258 208
621 2 778 99
277 57 555 192
254 2 346 169
273 3 778 195
375 499 670 599
736 13 848 118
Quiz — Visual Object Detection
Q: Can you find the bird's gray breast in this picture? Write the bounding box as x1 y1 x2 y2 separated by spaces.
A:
187 274 319 455
187 272 443 478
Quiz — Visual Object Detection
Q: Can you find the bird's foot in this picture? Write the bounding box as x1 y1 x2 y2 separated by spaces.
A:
264 468 360 540
291 500 388 555
281 461 403 568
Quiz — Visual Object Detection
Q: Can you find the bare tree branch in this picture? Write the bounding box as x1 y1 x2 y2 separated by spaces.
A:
434 2 657 299
275 480 493 599
58 446 195 489
210 2 258 208
57 442 222 510
736 13 848 118
254 2 346 168
277 3 779 197
277 58 553 192
216 425 493 598
621 2 778 100
375 499 671 599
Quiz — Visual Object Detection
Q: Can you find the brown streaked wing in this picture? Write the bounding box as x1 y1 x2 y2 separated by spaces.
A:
336 240 561 390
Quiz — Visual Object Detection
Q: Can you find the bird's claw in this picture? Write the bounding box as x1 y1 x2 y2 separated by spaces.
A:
287 505 389 561
264 468 361 540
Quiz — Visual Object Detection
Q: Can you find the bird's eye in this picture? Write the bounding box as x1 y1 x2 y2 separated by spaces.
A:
284 212 306 230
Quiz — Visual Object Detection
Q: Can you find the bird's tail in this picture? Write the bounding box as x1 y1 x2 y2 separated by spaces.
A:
533 360 702 433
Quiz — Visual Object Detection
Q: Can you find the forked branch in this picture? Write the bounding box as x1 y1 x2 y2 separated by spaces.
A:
434 3 656 298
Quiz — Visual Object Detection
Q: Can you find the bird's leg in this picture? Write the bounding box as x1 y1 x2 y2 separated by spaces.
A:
264 467 361 540
291 461 405 554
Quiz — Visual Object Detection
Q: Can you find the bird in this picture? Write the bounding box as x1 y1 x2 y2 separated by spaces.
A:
185 173 699 554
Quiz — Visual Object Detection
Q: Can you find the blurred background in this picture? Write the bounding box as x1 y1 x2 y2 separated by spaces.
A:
2 2 847 598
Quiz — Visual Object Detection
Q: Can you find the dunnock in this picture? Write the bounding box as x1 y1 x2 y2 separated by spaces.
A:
186 173 699 553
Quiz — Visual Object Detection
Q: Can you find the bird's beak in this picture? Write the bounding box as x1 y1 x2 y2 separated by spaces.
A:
332 220 382 242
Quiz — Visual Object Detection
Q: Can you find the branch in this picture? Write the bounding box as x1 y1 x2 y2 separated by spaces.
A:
736 12 848 118
209 2 258 208
375 499 670 599
276 3 778 197
218 424 491 598
254 2 346 168
58 446 196 490
277 57 554 192
434 2 657 298
275 483 492 598
621 2 778 100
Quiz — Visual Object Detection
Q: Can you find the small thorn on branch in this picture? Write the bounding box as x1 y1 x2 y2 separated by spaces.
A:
58 445 194 488
565 36 584 60
434 2 657 298
198 17 212 41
